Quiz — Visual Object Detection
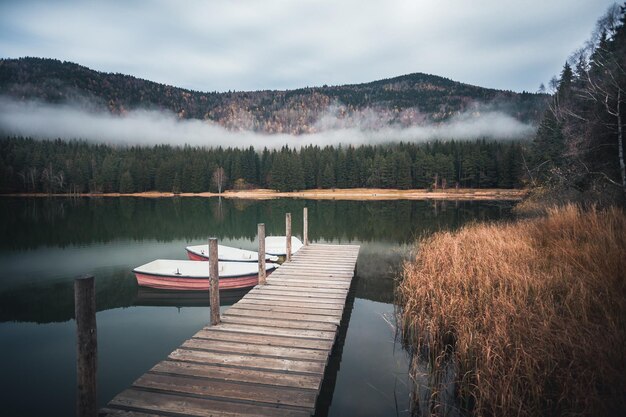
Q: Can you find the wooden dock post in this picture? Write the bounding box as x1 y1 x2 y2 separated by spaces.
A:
74 275 97 417
303 207 308 246
208 238 220 325
258 223 266 285
286 212 292 262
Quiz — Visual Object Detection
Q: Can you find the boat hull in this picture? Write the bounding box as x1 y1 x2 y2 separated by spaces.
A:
134 271 263 291
186 250 207 261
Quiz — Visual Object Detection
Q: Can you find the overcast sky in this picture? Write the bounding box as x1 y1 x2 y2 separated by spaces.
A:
0 0 616 93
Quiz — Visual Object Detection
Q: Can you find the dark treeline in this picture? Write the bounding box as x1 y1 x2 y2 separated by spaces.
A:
0 137 526 194
530 3 626 203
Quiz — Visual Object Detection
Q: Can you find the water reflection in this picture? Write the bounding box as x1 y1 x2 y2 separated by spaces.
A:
0 197 512 417
0 197 511 250
135 287 248 307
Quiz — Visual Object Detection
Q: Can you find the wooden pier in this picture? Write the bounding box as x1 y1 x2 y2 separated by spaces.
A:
100 243 360 417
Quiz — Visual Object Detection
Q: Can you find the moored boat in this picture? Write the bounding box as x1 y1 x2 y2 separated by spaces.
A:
265 236 304 256
185 244 279 263
133 259 277 291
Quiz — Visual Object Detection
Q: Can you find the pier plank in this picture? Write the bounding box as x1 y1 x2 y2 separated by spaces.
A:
266 278 350 287
207 321 337 340
235 297 344 311
108 389 312 417
169 348 326 374
230 302 343 317
193 329 334 350
259 283 349 291
250 288 347 300
242 294 346 307
225 308 341 325
151 360 322 390
269 271 354 278
133 373 318 409
220 315 338 331
181 338 330 361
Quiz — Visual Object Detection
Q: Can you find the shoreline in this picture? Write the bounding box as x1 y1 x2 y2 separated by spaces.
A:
1 188 527 201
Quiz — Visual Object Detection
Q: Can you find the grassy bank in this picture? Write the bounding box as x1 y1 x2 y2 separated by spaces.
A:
397 205 626 416
0 188 526 201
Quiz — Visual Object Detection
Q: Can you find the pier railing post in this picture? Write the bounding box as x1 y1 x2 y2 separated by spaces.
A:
258 223 266 285
303 207 308 246
74 275 97 417
209 238 220 325
286 212 292 262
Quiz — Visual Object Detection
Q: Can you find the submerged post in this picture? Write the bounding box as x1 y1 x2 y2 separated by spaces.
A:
74 275 97 417
303 207 308 246
258 223 266 285
209 238 220 325
286 212 292 262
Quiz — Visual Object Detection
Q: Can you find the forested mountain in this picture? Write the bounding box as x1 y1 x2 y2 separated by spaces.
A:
0 137 525 194
0 57 547 134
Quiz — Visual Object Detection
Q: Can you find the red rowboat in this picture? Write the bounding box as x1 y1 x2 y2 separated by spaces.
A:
133 259 277 291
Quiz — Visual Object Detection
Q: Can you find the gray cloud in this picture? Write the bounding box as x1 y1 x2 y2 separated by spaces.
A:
0 97 535 149
0 0 616 93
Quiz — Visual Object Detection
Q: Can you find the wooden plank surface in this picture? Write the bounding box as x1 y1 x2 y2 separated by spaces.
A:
181 338 331 360
133 373 319 408
151 360 322 390
225 307 342 325
102 243 359 417
235 297 345 311
108 389 312 417
194 328 335 350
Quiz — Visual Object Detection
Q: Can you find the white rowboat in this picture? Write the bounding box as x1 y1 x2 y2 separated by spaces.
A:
186 244 279 263
265 236 304 256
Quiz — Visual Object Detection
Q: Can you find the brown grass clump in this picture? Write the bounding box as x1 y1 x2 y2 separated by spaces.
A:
397 204 626 416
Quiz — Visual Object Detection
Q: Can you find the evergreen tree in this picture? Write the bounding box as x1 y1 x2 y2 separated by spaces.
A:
119 170 134 193
321 163 335 188
395 152 412 190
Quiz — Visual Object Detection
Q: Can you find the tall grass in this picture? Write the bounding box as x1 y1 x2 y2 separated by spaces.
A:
397 205 626 416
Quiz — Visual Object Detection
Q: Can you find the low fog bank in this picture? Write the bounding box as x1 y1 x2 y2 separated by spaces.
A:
0 97 536 149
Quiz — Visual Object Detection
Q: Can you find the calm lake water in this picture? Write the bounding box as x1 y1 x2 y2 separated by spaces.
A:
0 197 513 416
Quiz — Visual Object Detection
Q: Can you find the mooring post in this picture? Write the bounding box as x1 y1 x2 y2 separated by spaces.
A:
74 275 97 417
258 223 266 285
209 238 220 325
303 207 308 246
286 212 292 262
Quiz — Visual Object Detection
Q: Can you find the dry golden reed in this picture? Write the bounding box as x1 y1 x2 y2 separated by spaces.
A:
397 204 626 416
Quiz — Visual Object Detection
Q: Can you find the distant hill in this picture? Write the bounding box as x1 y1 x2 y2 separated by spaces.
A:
0 57 548 134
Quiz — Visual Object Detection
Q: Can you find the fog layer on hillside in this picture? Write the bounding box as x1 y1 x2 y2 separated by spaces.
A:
0 97 535 148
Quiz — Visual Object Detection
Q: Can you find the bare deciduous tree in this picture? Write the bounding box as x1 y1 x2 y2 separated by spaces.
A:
212 166 227 194
581 50 626 192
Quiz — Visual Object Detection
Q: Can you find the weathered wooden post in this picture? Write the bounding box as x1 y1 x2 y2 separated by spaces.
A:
258 223 266 285
286 212 292 262
74 275 97 417
303 207 308 246
209 238 220 325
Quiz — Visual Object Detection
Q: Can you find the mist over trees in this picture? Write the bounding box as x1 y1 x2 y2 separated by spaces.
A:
530 3 626 202
0 137 526 194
